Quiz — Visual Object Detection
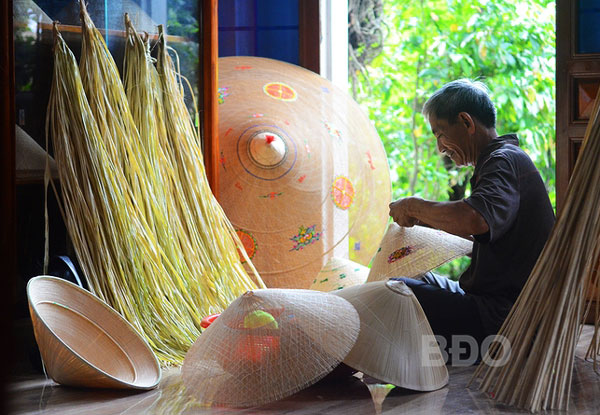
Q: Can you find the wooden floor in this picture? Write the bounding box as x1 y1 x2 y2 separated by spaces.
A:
8 327 600 415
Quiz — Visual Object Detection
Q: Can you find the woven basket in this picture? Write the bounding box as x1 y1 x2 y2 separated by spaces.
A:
27 276 160 389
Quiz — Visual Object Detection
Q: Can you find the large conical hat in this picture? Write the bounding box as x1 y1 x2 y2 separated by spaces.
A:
182 288 360 407
367 223 472 282
217 56 391 288
27 276 160 390
334 280 448 391
309 257 369 292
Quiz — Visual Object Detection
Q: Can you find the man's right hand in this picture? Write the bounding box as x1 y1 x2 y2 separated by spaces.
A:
389 198 420 227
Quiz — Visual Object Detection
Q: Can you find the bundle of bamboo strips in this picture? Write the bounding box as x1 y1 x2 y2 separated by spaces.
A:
154 23 263 294
45 1 263 365
470 94 600 411
48 24 195 364
122 13 263 312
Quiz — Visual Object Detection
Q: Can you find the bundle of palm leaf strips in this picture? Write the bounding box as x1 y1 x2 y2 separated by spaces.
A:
46 2 264 365
470 95 600 411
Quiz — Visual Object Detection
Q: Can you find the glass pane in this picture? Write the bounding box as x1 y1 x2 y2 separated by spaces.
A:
13 0 201 165
12 0 202 324
218 0 299 65
577 0 600 54
256 0 298 26
219 29 255 56
257 29 299 64
219 0 255 28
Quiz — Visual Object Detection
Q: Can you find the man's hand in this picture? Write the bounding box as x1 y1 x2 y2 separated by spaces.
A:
389 198 421 227
389 196 488 239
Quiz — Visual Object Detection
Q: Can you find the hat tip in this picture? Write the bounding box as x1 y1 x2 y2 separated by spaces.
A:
385 279 413 296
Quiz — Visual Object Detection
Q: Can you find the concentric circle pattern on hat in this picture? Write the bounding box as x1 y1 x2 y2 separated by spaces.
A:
181 288 360 407
218 56 391 288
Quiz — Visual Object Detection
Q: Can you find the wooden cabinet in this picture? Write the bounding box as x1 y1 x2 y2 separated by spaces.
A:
556 0 600 322
2 0 218 373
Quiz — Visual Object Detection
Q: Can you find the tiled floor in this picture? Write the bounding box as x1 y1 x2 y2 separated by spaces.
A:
8 327 600 414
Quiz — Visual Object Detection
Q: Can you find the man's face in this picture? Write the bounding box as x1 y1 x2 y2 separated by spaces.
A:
428 113 472 166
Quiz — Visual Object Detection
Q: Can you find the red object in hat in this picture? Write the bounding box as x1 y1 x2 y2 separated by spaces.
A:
201 313 221 329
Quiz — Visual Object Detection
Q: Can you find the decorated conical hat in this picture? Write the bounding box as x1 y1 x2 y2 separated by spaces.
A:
367 223 472 282
27 276 160 389
309 257 369 292
217 56 391 288
181 288 360 407
334 280 448 391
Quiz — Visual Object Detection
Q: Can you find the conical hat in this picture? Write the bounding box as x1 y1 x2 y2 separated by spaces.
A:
27 276 160 389
217 56 391 288
309 257 369 292
182 288 360 407
16 125 58 182
334 280 448 391
367 223 472 281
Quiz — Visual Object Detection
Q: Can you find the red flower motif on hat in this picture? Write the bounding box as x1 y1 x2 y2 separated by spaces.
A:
387 246 415 264
332 176 355 210
236 229 258 263
263 82 297 101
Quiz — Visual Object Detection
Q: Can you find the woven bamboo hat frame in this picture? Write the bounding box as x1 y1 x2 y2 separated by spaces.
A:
367 223 472 282
181 288 360 407
334 280 448 391
217 56 391 289
27 276 161 390
309 257 369 292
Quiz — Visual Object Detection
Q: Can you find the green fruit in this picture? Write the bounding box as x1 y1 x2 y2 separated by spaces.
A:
243 310 278 329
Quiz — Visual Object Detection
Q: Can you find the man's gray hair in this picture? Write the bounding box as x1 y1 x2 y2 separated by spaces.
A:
422 79 496 128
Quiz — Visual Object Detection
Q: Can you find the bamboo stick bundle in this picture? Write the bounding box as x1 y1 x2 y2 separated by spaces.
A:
121 16 207 316
583 96 600 370
154 24 264 299
122 14 263 313
470 94 600 411
46 1 264 365
47 24 199 365
76 2 214 364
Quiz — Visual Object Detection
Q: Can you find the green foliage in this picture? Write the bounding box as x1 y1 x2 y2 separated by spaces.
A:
166 1 200 123
354 0 556 277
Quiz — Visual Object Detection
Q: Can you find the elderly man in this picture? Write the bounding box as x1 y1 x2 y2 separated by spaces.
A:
390 79 555 364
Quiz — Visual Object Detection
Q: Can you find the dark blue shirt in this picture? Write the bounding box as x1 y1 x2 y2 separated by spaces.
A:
461 134 555 334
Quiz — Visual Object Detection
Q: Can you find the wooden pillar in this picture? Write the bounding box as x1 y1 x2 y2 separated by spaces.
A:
202 0 219 198
299 0 321 74
1 0 16 409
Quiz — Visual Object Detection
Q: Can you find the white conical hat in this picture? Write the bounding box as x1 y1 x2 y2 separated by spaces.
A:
334 280 448 391
367 223 472 282
27 276 160 390
309 257 369 292
182 288 360 407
